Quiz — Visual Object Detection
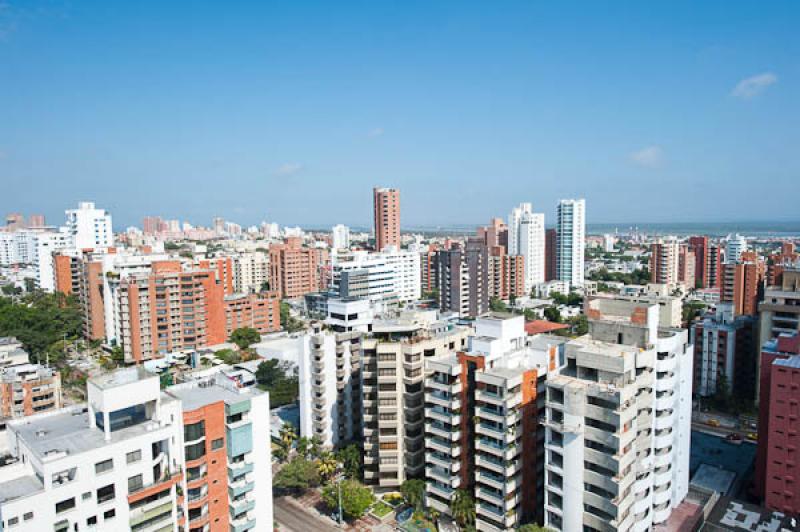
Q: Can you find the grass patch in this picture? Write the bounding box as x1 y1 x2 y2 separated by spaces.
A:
372 501 394 518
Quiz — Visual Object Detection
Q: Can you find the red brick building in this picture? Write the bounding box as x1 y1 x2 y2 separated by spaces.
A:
268 237 320 299
373 187 400 251
754 333 800 514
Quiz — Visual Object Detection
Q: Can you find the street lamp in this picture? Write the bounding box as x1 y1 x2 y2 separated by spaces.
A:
334 469 345 527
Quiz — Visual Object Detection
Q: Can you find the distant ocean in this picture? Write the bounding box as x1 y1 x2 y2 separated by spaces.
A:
307 221 800 238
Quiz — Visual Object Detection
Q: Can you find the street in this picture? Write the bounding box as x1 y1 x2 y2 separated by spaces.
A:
274 496 338 532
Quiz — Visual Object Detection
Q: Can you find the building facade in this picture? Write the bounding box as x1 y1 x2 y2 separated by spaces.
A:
373 187 400 252
555 199 585 287
269 237 320 299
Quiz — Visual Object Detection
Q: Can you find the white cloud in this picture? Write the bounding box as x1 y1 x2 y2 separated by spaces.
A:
731 72 778 99
368 127 384 138
629 145 663 168
275 163 303 176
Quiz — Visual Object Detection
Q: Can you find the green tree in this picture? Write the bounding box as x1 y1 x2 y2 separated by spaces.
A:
255 359 299 407
543 306 562 323
489 297 508 313
214 348 241 365
280 302 306 333
523 308 537 321
400 478 425 510
322 480 375 521
450 489 476 528
273 457 320 492
260 281 270 292
296 436 311 459
0 292 82 357
230 327 261 350
335 443 362 479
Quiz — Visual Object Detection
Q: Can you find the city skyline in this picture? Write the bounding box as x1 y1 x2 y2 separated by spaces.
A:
1 1 798 227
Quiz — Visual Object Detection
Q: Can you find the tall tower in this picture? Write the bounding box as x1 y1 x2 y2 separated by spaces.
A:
556 198 586 287
508 203 545 293
65 201 113 249
373 187 400 251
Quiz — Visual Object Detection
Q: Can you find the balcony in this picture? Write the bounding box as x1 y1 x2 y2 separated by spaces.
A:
425 422 459 441
228 480 255 499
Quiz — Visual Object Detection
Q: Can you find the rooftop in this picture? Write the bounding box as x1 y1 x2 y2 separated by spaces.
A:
0 473 44 504
90 365 153 389
525 320 569 335
704 497 797 532
691 463 737 496
166 381 259 411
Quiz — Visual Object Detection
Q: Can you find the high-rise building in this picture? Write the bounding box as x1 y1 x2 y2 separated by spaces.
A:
555 199 585 287
65 201 113 249
437 238 489 317
142 216 162 235
331 224 351 250
487 246 525 302
477 218 508 252
759 267 800 341
362 312 469 487
721 251 765 316
691 303 758 400
677 245 696 289
232 251 270 294
754 333 800 514
424 314 563 530
27 215 45 228
330 249 421 303
0 367 272 532
689 236 710 288
420 245 440 296
4 213 24 230
545 297 693 531
650 237 680 285
373 187 400 251
508 203 545 293
725 233 748 264
545 229 557 282
268 237 320 299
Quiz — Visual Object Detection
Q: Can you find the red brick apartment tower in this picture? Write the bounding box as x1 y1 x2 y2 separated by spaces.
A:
721 251 766 316
545 228 557 281
27 214 45 228
754 334 800 513
182 401 230 530
268 237 319 299
373 187 400 251
224 292 281 336
689 236 710 288
519 368 543 524
53 253 78 296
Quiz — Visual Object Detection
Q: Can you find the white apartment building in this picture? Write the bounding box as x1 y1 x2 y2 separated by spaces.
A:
508 203 545 293
556 199 586 287
0 229 72 292
331 249 421 303
233 251 270 294
0 367 272 532
424 314 565 531
544 298 693 532
363 312 469 487
331 224 351 250
65 202 114 250
724 233 747 264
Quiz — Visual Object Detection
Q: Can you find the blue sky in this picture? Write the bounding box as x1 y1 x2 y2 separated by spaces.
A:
0 1 797 229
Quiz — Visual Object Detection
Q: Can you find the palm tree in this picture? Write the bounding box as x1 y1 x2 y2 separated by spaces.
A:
450 489 476 528
279 422 298 452
316 451 338 481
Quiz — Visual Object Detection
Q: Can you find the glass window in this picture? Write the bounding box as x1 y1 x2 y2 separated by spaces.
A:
97 484 115 503
23 513 33 521
211 438 224 450
126 450 142 464
185 441 206 461
55 498 75 514
128 474 143 494
184 421 205 442
103 509 115 520
95 459 113 474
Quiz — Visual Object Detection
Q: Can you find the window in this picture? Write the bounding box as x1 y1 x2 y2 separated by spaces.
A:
7 517 18 527
95 458 113 474
87 516 97 526
211 438 224 450
185 441 206 461
128 474 143 494
184 421 205 442
126 449 142 464
103 509 116 520
82 492 91 500
23 513 33 521
97 484 115 503
55 497 76 514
